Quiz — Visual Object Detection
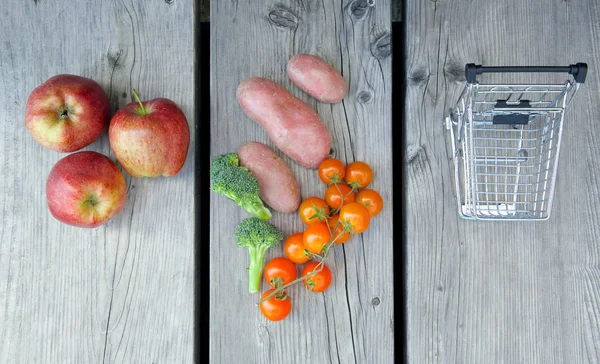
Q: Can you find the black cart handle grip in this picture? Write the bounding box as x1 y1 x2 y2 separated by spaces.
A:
465 63 587 84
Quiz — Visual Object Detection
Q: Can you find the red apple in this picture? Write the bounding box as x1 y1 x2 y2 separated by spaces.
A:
46 151 127 228
25 74 110 152
108 89 190 177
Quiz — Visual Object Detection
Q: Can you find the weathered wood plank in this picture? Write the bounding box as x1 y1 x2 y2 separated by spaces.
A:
210 1 392 363
199 0 402 21
406 0 600 363
0 1 194 362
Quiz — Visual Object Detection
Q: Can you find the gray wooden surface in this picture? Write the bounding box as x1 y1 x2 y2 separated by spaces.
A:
210 1 393 363
0 1 194 363
199 0 401 21
406 0 600 363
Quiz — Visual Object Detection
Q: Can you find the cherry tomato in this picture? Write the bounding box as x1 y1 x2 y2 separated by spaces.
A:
283 232 311 264
324 183 355 210
302 262 332 292
303 222 331 254
344 161 373 189
356 189 384 217
318 158 346 184
327 214 352 244
339 202 371 234
298 197 330 225
264 257 298 288
259 289 292 321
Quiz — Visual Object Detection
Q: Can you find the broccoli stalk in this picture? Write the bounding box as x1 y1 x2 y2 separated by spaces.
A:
210 153 272 220
235 218 283 293
246 244 271 294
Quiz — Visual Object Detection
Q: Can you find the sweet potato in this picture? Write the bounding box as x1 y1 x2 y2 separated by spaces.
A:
237 141 301 213
286 54 346 103
237 77 331 169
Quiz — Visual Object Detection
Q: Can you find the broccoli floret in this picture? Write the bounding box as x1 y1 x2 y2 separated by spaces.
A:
210 153 272 220
210 153 240 178
235 217 284 293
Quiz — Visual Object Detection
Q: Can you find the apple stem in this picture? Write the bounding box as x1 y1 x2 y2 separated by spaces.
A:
131 88 147 115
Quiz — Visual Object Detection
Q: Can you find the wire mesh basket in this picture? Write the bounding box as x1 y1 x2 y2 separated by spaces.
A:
445 63 587 220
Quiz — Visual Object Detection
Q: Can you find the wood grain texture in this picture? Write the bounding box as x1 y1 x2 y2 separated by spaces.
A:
0 1 194 363
210 1 392 363
406 0 600 363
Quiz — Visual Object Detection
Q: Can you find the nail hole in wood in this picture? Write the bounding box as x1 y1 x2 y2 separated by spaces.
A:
371 297 380 306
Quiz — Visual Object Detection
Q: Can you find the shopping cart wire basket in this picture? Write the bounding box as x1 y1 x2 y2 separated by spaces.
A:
445 63 587 220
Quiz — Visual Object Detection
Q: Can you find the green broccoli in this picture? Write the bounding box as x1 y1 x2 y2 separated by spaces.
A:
235 217 284 293
210 153 272 220
209 153 240 178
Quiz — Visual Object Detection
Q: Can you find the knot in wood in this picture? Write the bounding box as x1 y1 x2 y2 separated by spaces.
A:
268 6 299 30
371 32 391 59
408 68 430 86
444 60 465 83
358 91 372 103
350 0 369 19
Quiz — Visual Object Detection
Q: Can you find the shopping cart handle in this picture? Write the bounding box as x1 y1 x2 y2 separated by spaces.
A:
465 63 587 84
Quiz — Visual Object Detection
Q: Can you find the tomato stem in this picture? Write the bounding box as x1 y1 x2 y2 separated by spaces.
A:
309 202 329 222
329 173 341 184
307 251 323 261
256 264 324 305
256 182 357 305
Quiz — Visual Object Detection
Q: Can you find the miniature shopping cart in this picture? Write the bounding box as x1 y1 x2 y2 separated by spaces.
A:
445 63 587 220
